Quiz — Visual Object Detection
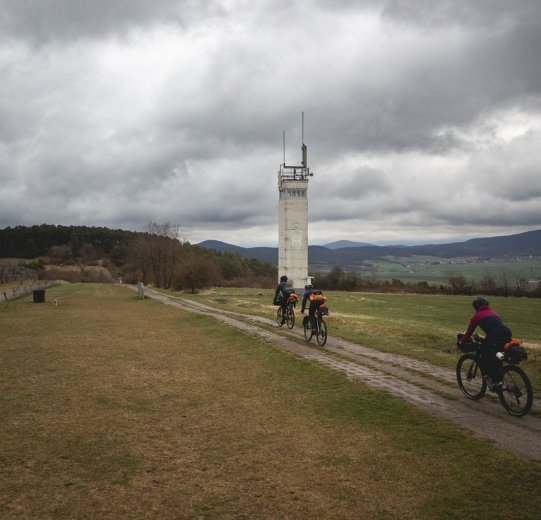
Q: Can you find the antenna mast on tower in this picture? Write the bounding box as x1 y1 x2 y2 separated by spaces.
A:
277 112 314 290
280 112 313 182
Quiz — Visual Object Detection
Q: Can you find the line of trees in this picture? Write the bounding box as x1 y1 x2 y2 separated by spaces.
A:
0 223 277 291
443 272 541 297
0 224 138 260
122 223 276 292
311 267 541 297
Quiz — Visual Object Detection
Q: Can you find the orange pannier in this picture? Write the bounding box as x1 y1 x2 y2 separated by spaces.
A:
504 339 521 350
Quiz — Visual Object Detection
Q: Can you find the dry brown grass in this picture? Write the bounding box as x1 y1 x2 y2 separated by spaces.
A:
1 284 540 519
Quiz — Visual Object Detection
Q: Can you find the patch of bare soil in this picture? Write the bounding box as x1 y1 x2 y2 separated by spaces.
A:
44 265 115 282
141 288 541 462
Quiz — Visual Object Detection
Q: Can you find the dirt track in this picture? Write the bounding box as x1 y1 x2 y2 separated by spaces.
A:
140 287 541 462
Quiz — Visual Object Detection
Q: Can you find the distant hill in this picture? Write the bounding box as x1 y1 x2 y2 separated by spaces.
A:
197 240 278 264
362 229 541 258
323 240 373 249
197 229 541 271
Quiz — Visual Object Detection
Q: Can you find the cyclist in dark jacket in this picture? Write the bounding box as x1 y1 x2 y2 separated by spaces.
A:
274 275 293 325
460 297 512 389
301 284 325 331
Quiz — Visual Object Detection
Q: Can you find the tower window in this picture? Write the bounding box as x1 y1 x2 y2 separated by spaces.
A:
280 189 307 199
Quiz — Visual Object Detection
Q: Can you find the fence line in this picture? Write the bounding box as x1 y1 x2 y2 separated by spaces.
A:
1 280 69 303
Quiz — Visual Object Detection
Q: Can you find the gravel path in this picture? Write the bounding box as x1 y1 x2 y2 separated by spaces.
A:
140 288 541 462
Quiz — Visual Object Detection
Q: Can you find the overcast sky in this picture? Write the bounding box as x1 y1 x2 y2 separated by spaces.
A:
1 0 540 246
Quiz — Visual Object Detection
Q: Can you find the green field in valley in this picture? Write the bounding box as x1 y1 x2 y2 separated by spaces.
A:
1 283 541 518
367 257 541 285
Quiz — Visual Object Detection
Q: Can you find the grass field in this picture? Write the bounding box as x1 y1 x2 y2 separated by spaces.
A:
2 283 541 519
182 287 541 392
369 257 541 285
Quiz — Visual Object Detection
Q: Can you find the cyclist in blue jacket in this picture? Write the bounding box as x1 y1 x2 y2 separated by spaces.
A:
301 284 325 332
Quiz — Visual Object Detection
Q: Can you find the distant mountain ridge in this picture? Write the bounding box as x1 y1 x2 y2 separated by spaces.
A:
322 240 374 249
197 229 541 270
197 240 277 264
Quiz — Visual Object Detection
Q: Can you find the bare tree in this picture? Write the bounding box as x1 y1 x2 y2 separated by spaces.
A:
174 254 220 293
125 222 185 288
47 245 73 264
327 266 344 290
79 242 98 264
127 235 151 284
445 272 468 294
479 273 498 294
145 222 185 289
501 269 510 297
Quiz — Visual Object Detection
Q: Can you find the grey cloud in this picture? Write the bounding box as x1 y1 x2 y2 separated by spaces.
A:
381 0 541 28
429 199 541 228
468 130 541 202
317 166 392 201
301 2 541 157
0 0 224 44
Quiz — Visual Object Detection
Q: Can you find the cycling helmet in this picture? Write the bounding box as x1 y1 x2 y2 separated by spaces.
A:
280 275 288 282
472 297 489 310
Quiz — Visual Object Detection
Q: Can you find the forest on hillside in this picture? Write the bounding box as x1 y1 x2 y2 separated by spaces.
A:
0 224 138 260
2 224 539 296
0 224 277 290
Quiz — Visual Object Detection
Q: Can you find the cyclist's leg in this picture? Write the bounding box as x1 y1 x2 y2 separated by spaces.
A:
479 340 504 388
280 303 287 324
286 303 295 328
308 303 317 331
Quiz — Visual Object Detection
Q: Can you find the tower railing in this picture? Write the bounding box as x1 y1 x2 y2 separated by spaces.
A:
279 164 312 182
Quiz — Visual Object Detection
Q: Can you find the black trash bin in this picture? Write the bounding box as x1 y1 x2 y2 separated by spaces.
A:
33 289 45 303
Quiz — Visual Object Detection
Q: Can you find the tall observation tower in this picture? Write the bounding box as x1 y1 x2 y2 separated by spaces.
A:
277 115 313 290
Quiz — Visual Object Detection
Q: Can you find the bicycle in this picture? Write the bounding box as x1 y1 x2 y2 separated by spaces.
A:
456 334 533 417
276 293 297 329
303 303 328 346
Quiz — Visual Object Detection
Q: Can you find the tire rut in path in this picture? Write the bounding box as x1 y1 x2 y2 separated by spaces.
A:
141 288 541 462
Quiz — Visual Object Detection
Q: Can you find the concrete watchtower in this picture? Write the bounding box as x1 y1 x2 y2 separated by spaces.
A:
277 115 313 291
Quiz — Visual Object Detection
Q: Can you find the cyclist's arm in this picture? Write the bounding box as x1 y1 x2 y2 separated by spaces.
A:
462 314 479 343
301 292 310 312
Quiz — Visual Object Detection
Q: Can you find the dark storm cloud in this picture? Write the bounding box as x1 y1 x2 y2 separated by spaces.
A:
1 0 540 245
308 13 541 157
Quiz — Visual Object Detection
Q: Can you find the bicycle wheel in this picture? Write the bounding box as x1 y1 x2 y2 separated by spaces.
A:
498 365 533 417
456 353 486 400
303 317 313 341
316 319 327 347
286 305 295 329
276 307 283 327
